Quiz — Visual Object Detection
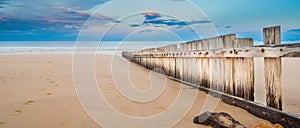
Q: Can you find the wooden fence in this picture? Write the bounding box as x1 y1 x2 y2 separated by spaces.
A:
122 26 300 127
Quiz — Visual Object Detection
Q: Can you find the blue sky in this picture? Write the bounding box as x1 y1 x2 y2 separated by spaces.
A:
0 0 300 41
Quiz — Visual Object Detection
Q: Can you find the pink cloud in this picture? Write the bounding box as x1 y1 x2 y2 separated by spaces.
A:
141 12 159 16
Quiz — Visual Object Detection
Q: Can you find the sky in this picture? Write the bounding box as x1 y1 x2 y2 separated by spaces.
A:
0 0 300 41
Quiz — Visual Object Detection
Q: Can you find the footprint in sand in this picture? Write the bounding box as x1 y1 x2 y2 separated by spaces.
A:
47 93 52 96
60 119 71 127
24 100 34 105
12 110 22 116
50 81 59 86
45 78 59 86
0 122 5 127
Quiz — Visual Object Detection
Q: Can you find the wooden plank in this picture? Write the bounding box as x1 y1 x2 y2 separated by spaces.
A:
264 26 282 110
140 45 300 58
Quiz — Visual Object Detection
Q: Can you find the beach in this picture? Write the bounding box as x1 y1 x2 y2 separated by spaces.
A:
1 0 300 127
0 54 299 128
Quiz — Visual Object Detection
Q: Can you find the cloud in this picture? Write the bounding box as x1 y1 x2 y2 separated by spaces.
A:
0 0 9 8
130 12 212 28
287 28 300 33
0 10 117 41
0 0 119 41
0 16 81 40
225 25 232 28
0 17 74 33
0 7 118 32
130 24 140 27
49 7 120 24
138 29 153 33
141 12 161 20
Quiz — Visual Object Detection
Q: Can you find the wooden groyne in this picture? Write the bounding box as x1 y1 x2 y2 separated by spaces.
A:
122 26 300 127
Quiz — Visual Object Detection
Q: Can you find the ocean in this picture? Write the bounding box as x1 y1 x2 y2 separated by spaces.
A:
0 41 183 55
0 41 299 55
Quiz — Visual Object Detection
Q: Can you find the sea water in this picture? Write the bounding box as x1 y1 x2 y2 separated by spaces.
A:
0 41 181 55
0 40 299 55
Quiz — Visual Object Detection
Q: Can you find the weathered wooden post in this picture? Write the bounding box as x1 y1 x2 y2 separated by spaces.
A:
175 44 183 79
163 46 170 76
264 26 282 110
234 38 254 101
148 48 155 70
187 42 193 83
169 44 177 78
198 40 210 88
156 47 164 74
190 41 198 84
182 43 188 81
223 34 236 95
208 35 232 92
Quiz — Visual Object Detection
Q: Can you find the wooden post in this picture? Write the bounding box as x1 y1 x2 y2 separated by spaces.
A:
156 47 164 74
148 48 154 70
191 41 198 84
169 45 177 78
175 44 183 79
234 38 254 101
138 50 142 65
208 36 228 92
198 40 210 88
183 43 188 81
187 42 193 83
223 34 236 95
165 46 171 76
264 26 282 110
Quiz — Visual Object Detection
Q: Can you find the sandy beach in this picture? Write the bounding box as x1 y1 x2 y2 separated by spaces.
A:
0 54 298 128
